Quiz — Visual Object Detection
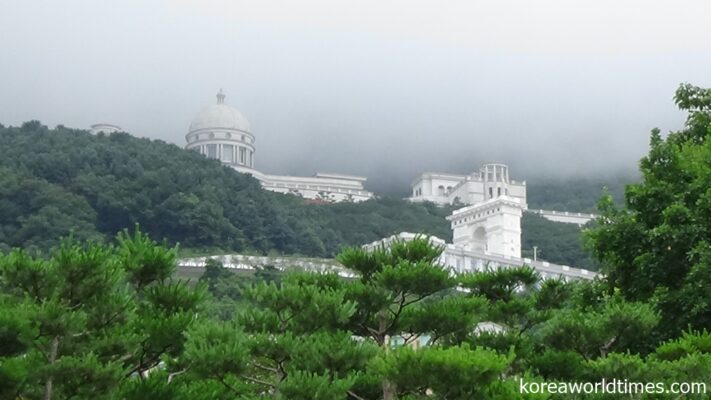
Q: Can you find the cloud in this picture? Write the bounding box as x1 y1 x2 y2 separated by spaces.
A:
175 0 711 55
0 0 709 194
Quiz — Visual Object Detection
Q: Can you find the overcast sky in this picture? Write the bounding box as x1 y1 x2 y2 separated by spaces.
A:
1 0 710 192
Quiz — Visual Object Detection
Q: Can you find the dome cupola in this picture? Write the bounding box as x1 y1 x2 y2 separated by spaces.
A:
185 89 256 169
188 89 251 133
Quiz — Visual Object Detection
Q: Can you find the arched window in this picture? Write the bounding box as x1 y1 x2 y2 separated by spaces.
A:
437 185 445 196
489 187 493 198
497 187 501 197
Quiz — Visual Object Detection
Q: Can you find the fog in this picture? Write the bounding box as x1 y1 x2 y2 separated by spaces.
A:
1 0 710 193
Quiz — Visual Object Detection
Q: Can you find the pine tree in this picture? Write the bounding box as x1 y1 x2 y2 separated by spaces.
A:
337 236 508 399
0 227 205 399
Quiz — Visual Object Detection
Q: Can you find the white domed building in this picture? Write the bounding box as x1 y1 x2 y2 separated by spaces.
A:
186 90 255 171
186 90 373 202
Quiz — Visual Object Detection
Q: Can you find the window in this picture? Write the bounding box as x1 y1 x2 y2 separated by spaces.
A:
206 144 217 159
497 187 501 197
239 147 246 164
489 187 493 198
222 145 234 162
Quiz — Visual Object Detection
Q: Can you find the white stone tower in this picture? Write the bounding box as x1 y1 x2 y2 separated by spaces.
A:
447 195 527 258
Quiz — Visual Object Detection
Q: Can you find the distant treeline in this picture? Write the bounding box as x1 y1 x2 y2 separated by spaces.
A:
526 175 634 212
521 213 598 270
0 121 611 269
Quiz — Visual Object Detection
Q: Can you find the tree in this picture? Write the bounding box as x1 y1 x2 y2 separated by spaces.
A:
0 227 205 400
181 271 375 399
585 83 711 340
337 237 507 399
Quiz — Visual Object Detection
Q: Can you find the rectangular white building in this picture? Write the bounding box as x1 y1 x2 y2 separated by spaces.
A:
409 163 526 206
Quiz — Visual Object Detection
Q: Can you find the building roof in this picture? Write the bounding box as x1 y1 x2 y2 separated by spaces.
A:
188 90 251 133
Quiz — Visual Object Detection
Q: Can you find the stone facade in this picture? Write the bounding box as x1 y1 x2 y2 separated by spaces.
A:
409 163 526 206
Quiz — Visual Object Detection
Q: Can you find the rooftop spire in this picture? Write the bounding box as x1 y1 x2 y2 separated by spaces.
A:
216 88 225 104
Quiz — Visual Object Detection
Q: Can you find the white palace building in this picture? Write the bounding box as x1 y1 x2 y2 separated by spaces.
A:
184 90 373 203
408 163 527 206
408 164 596 226
92 89 596 280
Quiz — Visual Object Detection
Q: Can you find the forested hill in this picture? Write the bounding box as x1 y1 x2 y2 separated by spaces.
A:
0 121 616 268
526 175 633 212
0 122 454 255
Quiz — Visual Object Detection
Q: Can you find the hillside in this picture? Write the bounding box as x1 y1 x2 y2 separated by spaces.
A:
526 175 633 212
521 213 598 270
0 121 608 269
0 122 455 256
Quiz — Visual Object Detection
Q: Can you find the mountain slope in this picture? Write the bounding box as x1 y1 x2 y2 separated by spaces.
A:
0 122 453 255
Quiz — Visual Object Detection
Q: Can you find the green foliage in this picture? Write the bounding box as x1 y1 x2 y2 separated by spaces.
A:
0 123 602 269
0 227 205 400
399 295 488 345
336 237 519 399
586 83 711 340
186 268 375 398
4 227 711 398
117 225 178 289
652 330 711 361
537 296 659 360
527 175 632 213
522 213 599 270
0 123 454 257
376 344 513 399
199 258 233 293
0 167 100 253
460 265 539 302
182 320 249 379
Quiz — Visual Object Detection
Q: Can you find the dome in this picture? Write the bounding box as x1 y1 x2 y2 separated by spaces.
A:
188 90 251 133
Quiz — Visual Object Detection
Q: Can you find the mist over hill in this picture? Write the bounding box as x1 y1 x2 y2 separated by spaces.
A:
0 122 454 255
0 121 610 269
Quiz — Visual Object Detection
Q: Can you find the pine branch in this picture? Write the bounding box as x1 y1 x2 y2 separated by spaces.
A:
167 369 187 384
240 374 276 388
252 362 277 373
347 390 367 400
